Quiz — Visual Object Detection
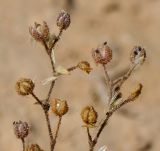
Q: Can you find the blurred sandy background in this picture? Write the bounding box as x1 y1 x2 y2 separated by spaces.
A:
0 0 160 151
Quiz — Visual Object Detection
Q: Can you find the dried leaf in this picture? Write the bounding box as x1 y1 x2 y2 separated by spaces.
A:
51 50 56 64
128 83 143 100
98 146 108 151
41 76 58 85
56 66 70 75
77 61 92 74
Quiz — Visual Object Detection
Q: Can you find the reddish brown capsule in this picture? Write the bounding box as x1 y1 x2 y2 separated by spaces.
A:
92 42 112 65
13 121 30 139
57 10 71 30
29 21 50 42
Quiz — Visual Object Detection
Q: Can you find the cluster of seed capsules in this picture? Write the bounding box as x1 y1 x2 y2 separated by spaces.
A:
81 43 146 127
13 9 147 148
29 10 71 55
92 41 146 66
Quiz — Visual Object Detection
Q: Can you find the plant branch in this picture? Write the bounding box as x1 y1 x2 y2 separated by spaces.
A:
46 29 64 102
21 138 25 151
102 64 112 103
30 92 54 151
86 127 94 151
92 84 142 150
52 116 62 150
44 110 54 151
30 92 43 106
51 29 63 50
42 40 49 55
67 65 78 72
113 64 136 88
87 127 92 142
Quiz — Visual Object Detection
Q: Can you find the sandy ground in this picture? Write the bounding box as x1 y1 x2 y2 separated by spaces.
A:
0 0 160 151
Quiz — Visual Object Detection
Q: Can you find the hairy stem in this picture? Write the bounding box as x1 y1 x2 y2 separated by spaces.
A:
31 92 54 151
46 29 63 102
90 85 142 151
52 116 62 150
87 127 92 142
21 138 25 151
113 64 136 87
44 110 54 151
102 64 112 103
89 147 94 151
51 29 63 50
67 65 78 72
87 127 94 151
31 92 43 105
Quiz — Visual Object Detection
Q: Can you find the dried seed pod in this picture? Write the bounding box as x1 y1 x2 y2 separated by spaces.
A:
29 21 50 42
13 121 30 139
128 83 143 100
26 144 44 151
130 46 146 65
92 42 112 65
77 61 92 74
15 78 35 96
81 106 98 126
57 10 71 30
50 99 68 116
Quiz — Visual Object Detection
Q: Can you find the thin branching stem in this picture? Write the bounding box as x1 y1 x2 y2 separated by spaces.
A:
30 92 43 105
67 65 78 72
86 127 93 151
87 127 92 142
46 29 64 102
113 64 136 87
102 64 112 103
51 29 63 50
52 116 62 150
44 110 54 151
21 138 25 151
30 92 54 151
86 64 113 151
42 40 49 54
88 84 142 151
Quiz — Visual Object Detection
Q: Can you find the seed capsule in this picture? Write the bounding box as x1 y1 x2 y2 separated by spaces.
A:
50 99 68 116
81 106 98 126
130 46 146 65
92 42 112 65
29 21 50 42
77 61 92 74
128 83 143 100
56 10 71 30
13 121 29 139
15 78 35 96
26 144 44 151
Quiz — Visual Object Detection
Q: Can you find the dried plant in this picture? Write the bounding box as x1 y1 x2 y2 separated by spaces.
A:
13 10 146 151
